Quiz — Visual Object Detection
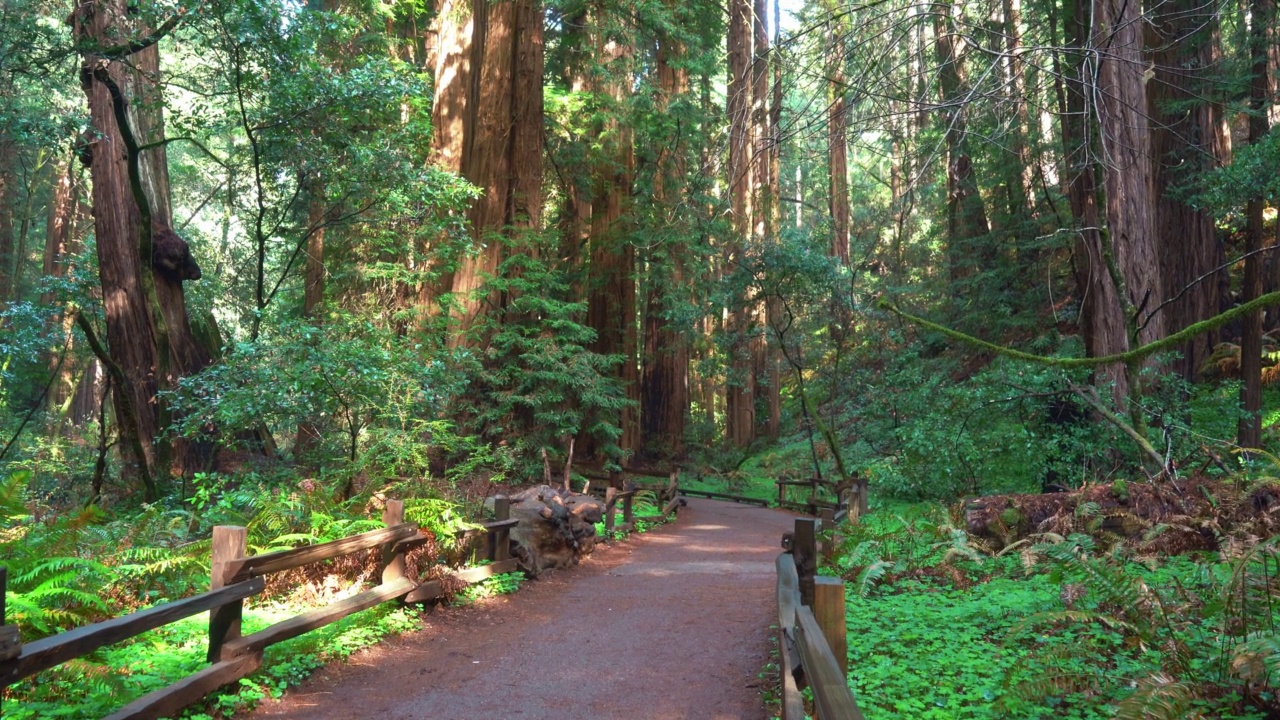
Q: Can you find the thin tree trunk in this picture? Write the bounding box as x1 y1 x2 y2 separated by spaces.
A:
826 8 850 264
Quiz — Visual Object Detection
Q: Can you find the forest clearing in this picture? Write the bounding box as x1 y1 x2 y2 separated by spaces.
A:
3 0 1280 717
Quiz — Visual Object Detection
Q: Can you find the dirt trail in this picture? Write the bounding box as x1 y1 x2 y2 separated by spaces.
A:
248 498 796 720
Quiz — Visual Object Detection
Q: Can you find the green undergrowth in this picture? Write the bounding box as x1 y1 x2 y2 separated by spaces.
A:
6 595 421 719
452 571 524 605
830 505 1280 719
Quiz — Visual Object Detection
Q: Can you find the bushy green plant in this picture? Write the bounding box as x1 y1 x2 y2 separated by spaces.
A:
452 571 523 605
166 317 460 474
453 241 631 474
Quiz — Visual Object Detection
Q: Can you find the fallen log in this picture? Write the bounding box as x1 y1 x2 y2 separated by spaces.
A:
490 485 606 576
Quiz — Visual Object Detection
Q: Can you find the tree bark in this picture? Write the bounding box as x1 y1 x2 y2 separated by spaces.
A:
75 0 208 488
725 0 756 448
826 8 850 265
1240 0 1272 448
434 0 542 342
640 13 691 459
1062 0 1127 397
41 154 83 415
585 22 639 458
934 0 991 285
1149 0 1226 382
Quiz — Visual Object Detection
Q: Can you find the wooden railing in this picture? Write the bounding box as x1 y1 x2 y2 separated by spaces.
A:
591 471 682 530
777 516 864 720
0 498 517 720
777 475 869 518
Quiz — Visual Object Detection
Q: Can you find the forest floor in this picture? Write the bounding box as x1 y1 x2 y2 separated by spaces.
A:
245 498 796 720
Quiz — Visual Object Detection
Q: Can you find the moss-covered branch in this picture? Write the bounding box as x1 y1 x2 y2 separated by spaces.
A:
878 291 1280 368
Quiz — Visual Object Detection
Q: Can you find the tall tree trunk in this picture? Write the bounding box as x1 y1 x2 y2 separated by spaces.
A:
826 7 850 265
1149 0 1226 382
435 0 543 342
41 154 83 415
0 139 15 305
296 191 327 459
640 13 690 459
725 0 756 448
1062 0 1126 397
450 0 516 334
1091 0 1163 411
75 1 208 491
586 23 638 458
1002 0 1034 219
766 0 783 437
751 0 776 439
1240 0 1272 448
934 0 991 285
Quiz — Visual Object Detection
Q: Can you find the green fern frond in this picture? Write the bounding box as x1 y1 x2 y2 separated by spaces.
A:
1231 633 1280 686
1009 609 1143 639
1075 501 1101 519
1003 666 1101 704
856 560 895 598
1114 674 1199 720
0 470 30 521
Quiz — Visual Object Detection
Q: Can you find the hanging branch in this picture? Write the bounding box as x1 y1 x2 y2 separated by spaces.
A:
879 289 1280 369
81 7 194 60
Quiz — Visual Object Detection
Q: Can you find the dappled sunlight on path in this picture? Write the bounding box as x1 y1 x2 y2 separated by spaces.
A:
249 498 796 720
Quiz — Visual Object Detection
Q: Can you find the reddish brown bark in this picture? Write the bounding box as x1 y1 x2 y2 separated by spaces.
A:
725 0 755 448
75 0 209 486
1240 0 1272 448
1149 0 1226 382
934 1 991 284
641 18 691 459
586 27 639 457
41 155 83 414
1061 0 1126 397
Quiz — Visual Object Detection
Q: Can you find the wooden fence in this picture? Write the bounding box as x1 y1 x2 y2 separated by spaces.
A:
777 516 865 720
776 475 870 518
0 498 518 720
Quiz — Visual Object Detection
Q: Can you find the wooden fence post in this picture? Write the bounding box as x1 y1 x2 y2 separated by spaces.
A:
381 500 406 584
0 567 12 715
208 526 247 662
819 508 835 557
814 576 849 678
492 496 510 562
0 566 15 661
605 487 617 532
623 492 634 527
777 479 785 507
793 518 817 607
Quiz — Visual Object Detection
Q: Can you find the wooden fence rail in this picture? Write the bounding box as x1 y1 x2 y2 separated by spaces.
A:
776 516 865 720
0 497 519 720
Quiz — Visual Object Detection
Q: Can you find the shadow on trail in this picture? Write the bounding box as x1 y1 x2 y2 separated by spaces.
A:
250 498 796 720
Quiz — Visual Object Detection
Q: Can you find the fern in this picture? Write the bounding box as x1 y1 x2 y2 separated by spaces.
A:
1114 674 1199 720
855 559 895 598
1230 633 1280 687
0 470 30 522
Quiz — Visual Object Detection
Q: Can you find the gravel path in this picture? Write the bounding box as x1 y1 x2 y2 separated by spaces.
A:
247 498 796 720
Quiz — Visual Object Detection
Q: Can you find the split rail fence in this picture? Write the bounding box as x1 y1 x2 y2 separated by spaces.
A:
0 497 521 720
776 515 865 720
